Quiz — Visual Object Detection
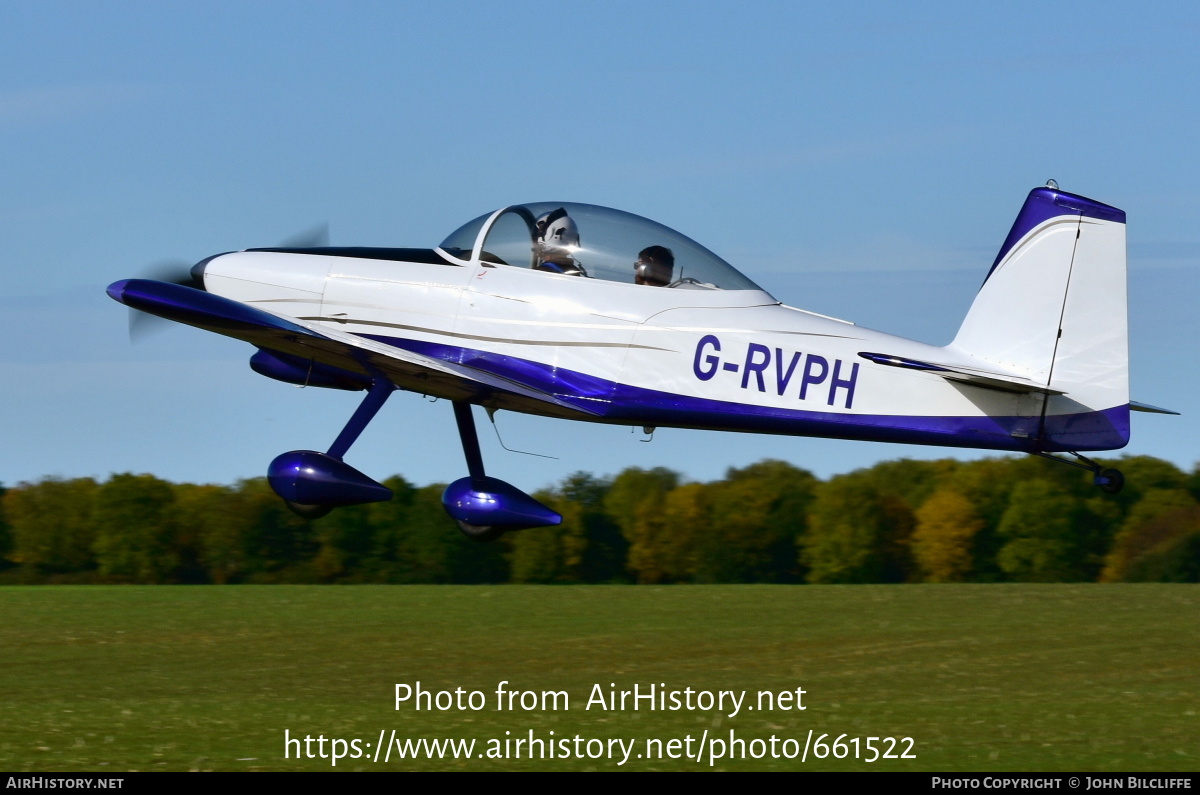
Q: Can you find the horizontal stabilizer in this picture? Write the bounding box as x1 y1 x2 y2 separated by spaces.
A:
857 351 1066 395
1130 401 1180 416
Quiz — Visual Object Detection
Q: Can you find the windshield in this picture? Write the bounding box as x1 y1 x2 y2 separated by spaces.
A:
439 202 762 291
437 212 488 261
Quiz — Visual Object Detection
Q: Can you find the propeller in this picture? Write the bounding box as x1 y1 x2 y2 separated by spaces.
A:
141 258 204 288
279 222 329 249
126 222 329 342
127 258 205 343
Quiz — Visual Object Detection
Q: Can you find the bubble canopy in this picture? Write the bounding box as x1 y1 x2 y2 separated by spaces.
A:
438 202 763 292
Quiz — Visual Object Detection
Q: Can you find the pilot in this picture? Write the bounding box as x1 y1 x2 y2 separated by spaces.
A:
634 245 674 287
534 208 586 276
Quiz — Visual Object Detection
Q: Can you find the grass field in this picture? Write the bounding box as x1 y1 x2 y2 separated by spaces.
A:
1 585 1196 771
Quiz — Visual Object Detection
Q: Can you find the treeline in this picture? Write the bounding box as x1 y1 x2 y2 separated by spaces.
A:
1 455 1198 585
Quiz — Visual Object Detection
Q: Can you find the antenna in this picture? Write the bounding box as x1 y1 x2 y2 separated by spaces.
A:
487 408 559 460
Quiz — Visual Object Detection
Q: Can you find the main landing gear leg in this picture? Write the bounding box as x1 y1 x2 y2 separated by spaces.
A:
441 401 562 542
268 377 397 518
1033 451 1125 494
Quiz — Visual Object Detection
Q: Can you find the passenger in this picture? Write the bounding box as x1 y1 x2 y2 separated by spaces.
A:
634 245 674 287
534 208 586 276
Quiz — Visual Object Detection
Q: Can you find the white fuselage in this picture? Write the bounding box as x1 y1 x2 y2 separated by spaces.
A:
200 249 1056 452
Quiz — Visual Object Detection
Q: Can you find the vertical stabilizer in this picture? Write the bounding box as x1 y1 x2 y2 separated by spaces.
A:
949 186 1129 450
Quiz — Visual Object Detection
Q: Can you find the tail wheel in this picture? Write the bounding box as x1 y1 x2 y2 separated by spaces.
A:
1094 468 1125 494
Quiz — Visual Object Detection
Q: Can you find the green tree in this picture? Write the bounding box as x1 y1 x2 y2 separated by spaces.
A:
802 474 914 583
163 483 253 584
995 479 1084 581
911 489 983 582
0 483 12 565
1186 462 1200 504
235 478 319 581
1101 489 1199 582
557 472 627 582
1090 456 1190 553
1113 507 1200 582
383 485 507 583
605 467 680 584
507 473 627 583
358 475 419 581
946 457 1022 580
1111 455 1189 495
161 483 226 583
695 460 816 582
5 478 99 575
625 490 675 583
604 467 679 533
559 471 611 509
92 474 178 582
643 482 708 582
313 500 377 581
508 494 587 583
857 458 960 511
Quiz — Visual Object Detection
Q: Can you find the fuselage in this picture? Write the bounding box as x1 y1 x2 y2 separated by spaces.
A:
198 246 1054 453
181 193 1138 455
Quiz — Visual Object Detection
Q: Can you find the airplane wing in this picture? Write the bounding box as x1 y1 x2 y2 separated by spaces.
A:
856 351 1066 395
107 279 601 417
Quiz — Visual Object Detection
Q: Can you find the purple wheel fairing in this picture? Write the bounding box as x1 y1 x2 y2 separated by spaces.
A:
267 450 392 507
442 476 562 533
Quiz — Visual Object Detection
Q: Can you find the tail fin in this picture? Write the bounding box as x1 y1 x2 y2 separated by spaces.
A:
949 186 1129 450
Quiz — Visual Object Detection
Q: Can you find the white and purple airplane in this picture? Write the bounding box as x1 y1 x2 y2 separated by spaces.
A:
108 183 1175 540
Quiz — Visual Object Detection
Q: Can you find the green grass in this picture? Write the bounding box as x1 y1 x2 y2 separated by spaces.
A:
1 585 1196 771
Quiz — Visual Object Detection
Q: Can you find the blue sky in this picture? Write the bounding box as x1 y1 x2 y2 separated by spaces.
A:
3 2 1197 491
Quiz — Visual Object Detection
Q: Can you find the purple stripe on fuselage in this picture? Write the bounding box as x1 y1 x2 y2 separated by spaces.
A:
365 334 1130 453
1042 403 1130 452
985 187 1126 284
